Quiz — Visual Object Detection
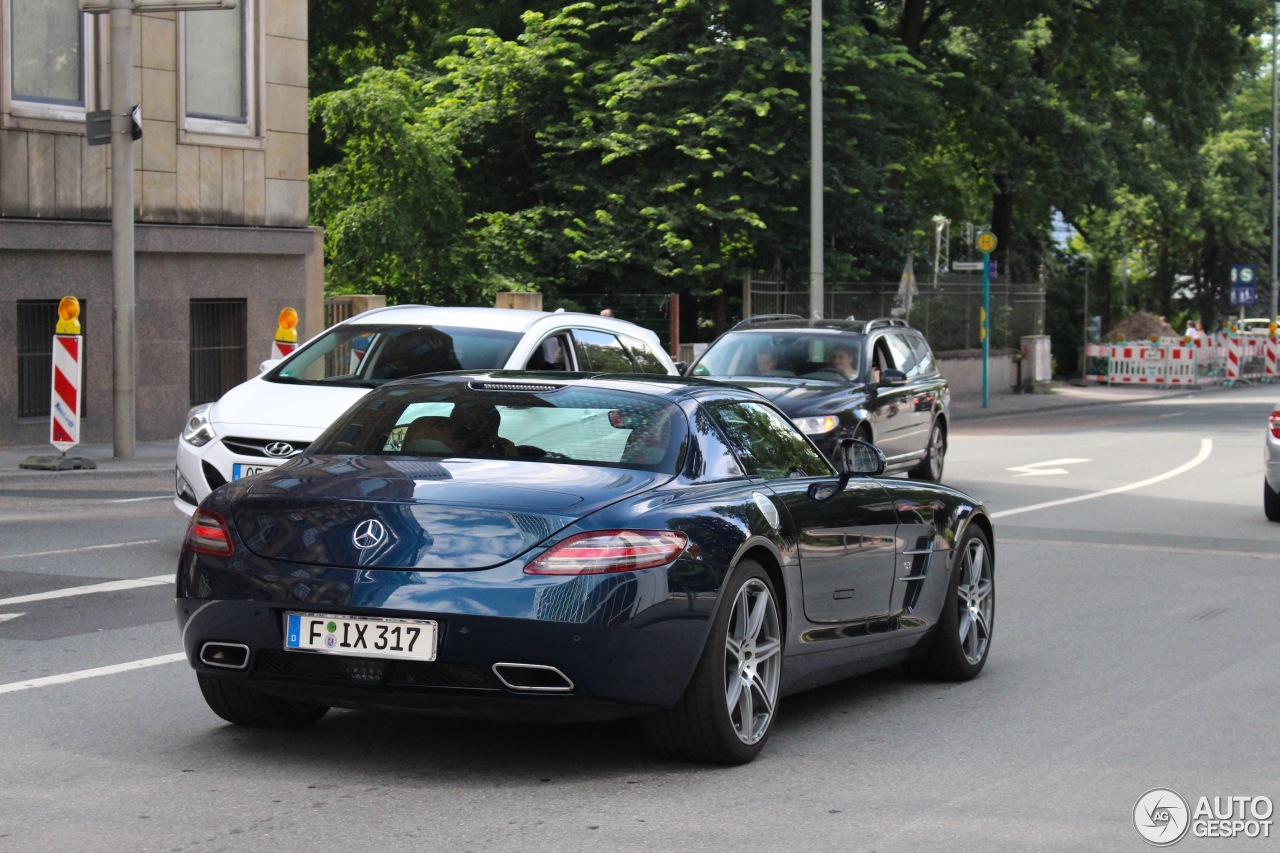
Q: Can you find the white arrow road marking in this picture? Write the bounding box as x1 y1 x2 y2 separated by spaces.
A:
0 613 24 623
0 575 173 607
993 438 1212 519
1007 458 1092 477
0 653 186 696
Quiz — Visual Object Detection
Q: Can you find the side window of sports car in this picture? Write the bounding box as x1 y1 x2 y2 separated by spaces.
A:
711 401 833 480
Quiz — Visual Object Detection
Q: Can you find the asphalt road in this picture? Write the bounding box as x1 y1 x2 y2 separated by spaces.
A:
1 387 1277 852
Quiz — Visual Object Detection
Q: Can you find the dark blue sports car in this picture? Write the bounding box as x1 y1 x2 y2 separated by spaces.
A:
177 372 995 764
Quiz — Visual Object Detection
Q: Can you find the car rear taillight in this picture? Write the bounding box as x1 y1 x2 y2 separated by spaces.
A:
525 530 688 575
1271 410 1280 439
184 509 235 556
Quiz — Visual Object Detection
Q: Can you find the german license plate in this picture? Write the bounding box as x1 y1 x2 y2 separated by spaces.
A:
284 612 438 661
232 462 276 479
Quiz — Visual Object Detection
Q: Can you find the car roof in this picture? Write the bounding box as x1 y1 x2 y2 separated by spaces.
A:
343 305 656 338
381 370 763 404
725 315 915 335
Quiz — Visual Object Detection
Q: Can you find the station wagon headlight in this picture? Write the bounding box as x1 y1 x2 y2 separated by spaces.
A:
182 404 216 447
793 415 839 435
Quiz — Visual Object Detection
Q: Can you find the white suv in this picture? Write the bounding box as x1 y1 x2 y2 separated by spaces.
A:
174 305 678 514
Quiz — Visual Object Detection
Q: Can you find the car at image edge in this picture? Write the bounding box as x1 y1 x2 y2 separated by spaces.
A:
174 305 679 514
1266 405 1280 521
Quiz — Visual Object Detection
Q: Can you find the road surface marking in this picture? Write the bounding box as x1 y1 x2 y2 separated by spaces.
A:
108 495 171 503
0 613 23 623
992 438 1211 519
0 574 173 606
1006 458 1091 477
0 539 161 561
0 653 186 696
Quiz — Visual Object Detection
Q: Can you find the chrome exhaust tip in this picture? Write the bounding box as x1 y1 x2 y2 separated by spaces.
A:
491 663 574 693
199 642 250 670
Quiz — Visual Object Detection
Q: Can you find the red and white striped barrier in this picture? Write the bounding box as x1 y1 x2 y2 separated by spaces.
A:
50 335 83 451
1084 343 1202 386
1265 336 1279 382
1224 334 1242 384
270 340 297 361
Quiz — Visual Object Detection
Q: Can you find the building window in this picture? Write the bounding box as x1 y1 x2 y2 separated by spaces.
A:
189 299 246 405
17 299 88 419
181 1 256 137
6 0 97 121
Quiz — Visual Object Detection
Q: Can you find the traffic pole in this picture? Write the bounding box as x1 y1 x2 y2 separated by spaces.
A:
976 231 997 409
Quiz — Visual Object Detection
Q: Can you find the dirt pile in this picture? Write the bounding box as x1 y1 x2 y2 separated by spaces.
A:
1105 311 1178 341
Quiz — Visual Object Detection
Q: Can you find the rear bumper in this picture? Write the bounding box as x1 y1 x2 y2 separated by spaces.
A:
176 557 717 719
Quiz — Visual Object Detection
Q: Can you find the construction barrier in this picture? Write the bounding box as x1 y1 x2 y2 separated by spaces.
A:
271 306 299 361
1085 334 1278 386
51 297 84 451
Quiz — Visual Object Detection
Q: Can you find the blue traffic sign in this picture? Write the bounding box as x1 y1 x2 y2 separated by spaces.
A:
1230 264 1258 306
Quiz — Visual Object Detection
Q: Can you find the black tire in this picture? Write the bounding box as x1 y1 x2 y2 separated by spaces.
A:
642 560 783 765
197 672 329 728
908 419 946 482
913 525 993 680
1266 478 1280 522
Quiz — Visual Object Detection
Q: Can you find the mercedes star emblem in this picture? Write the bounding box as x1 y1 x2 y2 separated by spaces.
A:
352 519 387 549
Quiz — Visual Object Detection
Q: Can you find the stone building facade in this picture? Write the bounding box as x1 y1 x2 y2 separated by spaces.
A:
0 0 322 446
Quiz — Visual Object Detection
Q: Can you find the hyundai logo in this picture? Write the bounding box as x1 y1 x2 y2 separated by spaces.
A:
352 519 387 549
264 441 296 458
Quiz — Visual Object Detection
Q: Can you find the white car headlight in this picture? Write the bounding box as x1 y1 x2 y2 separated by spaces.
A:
182 403 217 447
793 415 839 435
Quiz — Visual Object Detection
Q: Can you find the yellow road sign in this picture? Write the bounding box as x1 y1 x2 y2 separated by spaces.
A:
976 232 997 254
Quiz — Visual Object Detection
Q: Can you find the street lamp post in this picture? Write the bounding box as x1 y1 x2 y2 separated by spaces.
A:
809 0 823 320
1271 2 1279 325
79 0 236 459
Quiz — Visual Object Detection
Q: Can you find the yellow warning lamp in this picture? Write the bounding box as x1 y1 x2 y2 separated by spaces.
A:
1271 321 1278 339
276 307 298 343
56 296 81 335
1149 334 1159 343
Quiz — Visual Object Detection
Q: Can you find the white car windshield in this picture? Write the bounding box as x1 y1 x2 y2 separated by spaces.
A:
266 324 523 387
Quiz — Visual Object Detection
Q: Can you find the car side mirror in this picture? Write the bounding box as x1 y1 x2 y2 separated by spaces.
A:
878 368 908 386
839 438 886 476
808 438 885 501
259 358 282 374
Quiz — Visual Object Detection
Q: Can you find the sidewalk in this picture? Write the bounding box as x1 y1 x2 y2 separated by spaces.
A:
0 381 1237 481
948 379 1209 421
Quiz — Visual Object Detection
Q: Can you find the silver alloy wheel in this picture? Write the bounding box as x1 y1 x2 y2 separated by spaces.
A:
956 536 993 664
723 578 782 745
926 424 945 479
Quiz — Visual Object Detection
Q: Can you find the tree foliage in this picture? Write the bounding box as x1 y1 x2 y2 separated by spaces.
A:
307 0 1276 344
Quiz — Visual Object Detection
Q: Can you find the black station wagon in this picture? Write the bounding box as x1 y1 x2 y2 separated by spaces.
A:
688 316 950 481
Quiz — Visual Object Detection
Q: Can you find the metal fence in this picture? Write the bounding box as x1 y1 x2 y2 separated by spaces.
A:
16 299 83 419
744 274 1046 352
189 299 247 405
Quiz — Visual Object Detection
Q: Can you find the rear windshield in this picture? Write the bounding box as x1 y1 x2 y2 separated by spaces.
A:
690 331 863 382
265 324 522 388
310 381 689 473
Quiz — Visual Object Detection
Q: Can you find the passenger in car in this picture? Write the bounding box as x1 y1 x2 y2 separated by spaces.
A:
829 345 857 380
755 348 794 377
448 402 517 456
